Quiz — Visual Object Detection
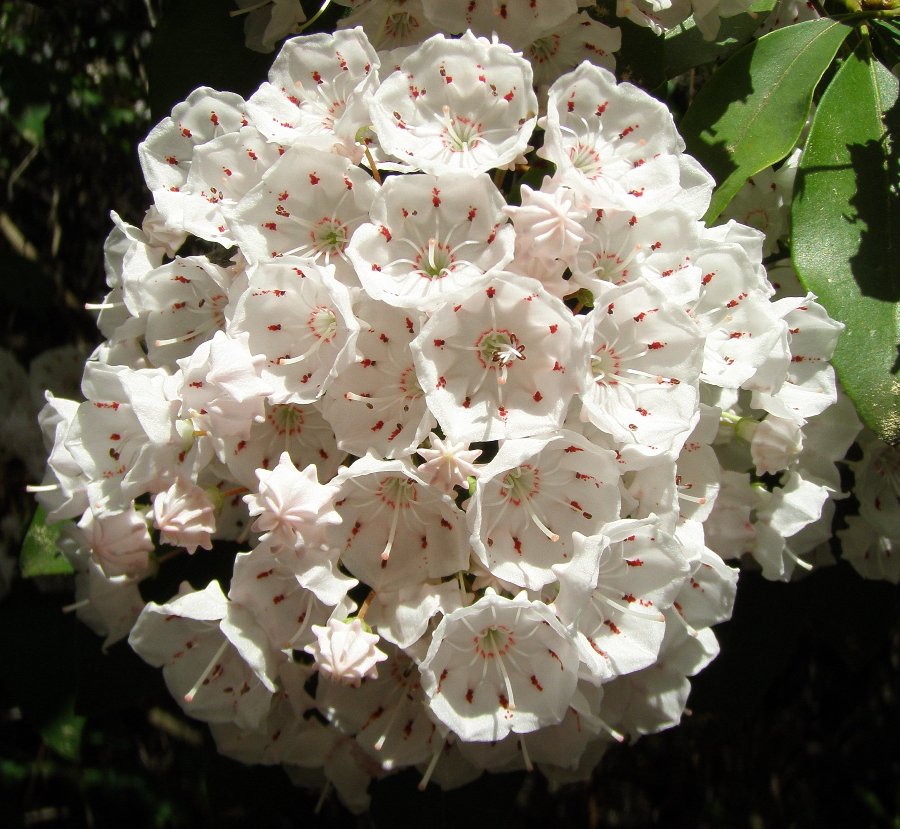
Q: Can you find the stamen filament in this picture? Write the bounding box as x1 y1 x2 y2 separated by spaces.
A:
184 638 230 703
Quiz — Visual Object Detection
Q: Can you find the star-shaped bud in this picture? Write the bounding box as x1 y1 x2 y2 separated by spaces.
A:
306 617 388 687
416 433 482 494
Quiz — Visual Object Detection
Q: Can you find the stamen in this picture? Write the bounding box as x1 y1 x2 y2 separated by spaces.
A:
596 716 626 743
184 638 230 703
314 780 332 814
519 736 534 772
381 500 402 562
372 696 404 751
784 546 814 572
418 739 445 791
26 483 59 493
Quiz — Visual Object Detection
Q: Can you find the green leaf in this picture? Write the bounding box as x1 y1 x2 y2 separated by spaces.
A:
680 19 852 222
40 697 86 761
792 48 900 444
615 17 667 92
13 101 51 145
664 0 777 78
20 506 72 578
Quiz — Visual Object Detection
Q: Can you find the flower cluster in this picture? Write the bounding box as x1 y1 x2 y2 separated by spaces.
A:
33 27 849 812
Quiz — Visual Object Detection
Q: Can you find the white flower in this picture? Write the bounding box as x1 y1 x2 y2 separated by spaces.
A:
553 520 690 683
227 258 359 404
411 274 584 442
228 146 378 281
421 0 579 43
540 63 686 216
370 31 538 175
578 277 704 456
468 432 621 590
522 13 621 88
328 455 468 591
419 589 579 742
128 580 281 730
233 0 307 53
320 298 435 459
306 617 388 686
245 27 380 154
177 330 273 440
347 172 515 309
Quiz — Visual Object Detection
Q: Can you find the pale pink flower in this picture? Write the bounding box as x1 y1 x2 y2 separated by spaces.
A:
306 617 388 687
416 432 482 494
153 477 216 554
244 450 342 551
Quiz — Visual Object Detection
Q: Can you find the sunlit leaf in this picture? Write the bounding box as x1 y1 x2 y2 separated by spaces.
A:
792 47 899 444
20 505 72 578
680 18 851 222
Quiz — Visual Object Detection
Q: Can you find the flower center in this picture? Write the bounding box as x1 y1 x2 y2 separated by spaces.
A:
385 11 417 40
310 217 349 256
377 475 417 509
398 365 424 399
439 107 483 153
269 404 305 435
501 465 539 505
308 305 338 340
477 330 525 384
414 238 455 279
475 625 513 658
569 143 602 179
528 35 561 64
591 345 620 384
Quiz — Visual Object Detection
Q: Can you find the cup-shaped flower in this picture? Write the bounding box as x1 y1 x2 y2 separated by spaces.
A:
246 27 380 154
328 454 468 591
540 63 685 216
370 31 538 175
468 432 621 590
227 258 359 404
319 298 435 459
552 519 690 684
128 580 280 731
419 589 579 742
348 172 514 310
411 274 585 442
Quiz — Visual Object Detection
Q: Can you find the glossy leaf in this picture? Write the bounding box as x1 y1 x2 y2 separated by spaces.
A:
792 48 900 444
664 0 777 78
680 19 851 222
20 505 72 578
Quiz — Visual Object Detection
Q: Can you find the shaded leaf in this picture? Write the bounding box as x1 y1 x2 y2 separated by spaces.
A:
680 19 851 222
20 505 72 578
664 0 777 78
40 698 86 761
615 16 667 91
792 48 900 443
